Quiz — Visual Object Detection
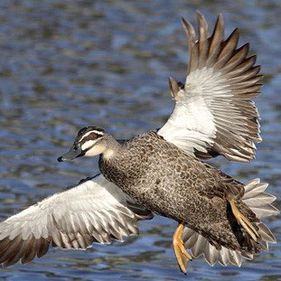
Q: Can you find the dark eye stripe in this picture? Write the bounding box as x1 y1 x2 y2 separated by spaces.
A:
80 132 102 144
77 126 104 138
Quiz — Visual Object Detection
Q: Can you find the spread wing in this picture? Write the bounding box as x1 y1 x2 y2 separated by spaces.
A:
158 12 262 162
0 174 152 267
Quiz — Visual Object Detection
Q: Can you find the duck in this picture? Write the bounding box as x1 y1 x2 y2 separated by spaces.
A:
0 12 278 273
58 127 277 273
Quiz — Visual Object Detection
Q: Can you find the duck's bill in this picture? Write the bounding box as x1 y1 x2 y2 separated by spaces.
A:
57 147 84 162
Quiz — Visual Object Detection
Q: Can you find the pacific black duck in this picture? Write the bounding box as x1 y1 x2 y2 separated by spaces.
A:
0 12 278 273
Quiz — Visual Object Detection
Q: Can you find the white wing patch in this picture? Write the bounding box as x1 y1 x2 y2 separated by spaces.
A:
159 13 262 162
0 174 152 266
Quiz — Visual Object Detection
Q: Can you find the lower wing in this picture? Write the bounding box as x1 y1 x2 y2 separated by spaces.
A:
0 174 153 267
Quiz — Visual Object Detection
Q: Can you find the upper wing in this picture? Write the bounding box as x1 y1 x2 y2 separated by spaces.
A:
0 174 152 267
158 12 262 162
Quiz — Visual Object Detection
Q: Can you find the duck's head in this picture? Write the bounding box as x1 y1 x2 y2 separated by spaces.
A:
57 126 110 162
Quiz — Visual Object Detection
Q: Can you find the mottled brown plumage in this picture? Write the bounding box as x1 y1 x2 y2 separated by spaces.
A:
99 131 261 256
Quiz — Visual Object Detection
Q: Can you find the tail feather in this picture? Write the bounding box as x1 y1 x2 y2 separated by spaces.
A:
250 205 279 219
242 179 279 219
257 222 276 243
229 249 242 266
183 178 279 266
192 235 207 257
244 193 276 206
183 227 243 266
204 244 219 265
219 248 235 266
243 180 268 197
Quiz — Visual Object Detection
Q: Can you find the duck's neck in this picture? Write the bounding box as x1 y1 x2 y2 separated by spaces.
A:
102 135 122 160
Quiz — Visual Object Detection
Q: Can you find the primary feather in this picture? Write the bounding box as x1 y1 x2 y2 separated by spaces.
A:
158 12 262 162
0 174 152 267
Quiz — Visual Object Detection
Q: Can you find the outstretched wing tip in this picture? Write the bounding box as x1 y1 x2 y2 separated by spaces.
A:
181 17 194 34
160 12 263 162
0 175 152 267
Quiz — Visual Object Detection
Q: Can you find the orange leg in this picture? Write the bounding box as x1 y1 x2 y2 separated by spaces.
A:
228 198 260 241
173 223 192 274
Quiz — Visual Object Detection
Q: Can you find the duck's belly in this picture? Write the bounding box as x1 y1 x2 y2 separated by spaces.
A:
100 149 227 228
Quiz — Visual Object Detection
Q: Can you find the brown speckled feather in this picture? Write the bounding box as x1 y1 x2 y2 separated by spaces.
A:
100 131 266 255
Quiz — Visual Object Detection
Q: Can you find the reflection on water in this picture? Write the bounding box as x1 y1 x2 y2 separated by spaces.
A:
0 0 280 280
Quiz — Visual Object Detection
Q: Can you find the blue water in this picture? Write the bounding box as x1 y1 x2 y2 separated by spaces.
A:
0 0 280 280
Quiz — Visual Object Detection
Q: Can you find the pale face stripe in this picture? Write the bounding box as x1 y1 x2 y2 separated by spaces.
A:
81 139 98 151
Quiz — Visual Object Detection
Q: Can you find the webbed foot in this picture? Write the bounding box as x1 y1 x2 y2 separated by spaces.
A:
173 223 192 274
